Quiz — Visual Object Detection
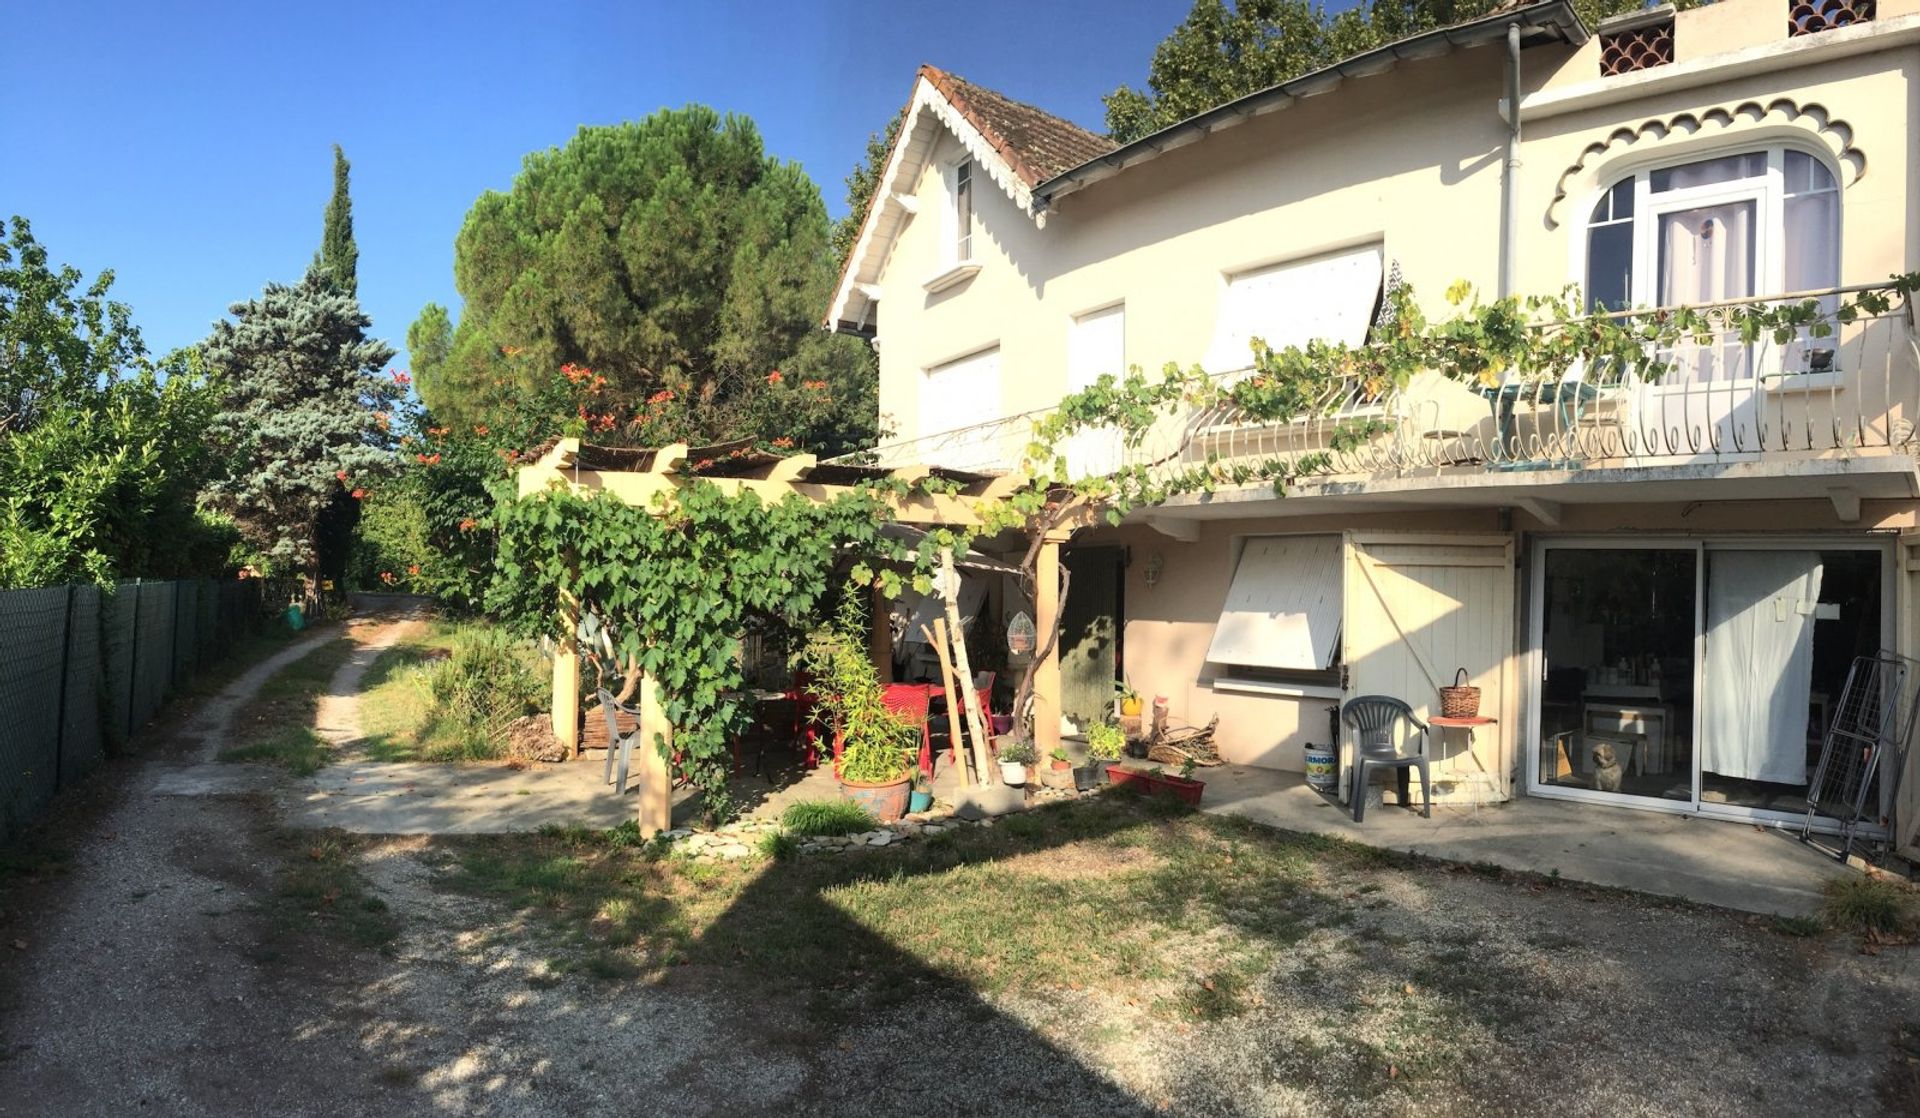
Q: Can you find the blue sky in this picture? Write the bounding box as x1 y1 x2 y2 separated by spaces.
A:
1 0 1190 360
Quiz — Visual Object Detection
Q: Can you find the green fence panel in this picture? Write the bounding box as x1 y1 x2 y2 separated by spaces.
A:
0 587 70 834
59 586 104 788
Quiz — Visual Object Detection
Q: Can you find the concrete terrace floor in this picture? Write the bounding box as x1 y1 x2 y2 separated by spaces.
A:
1198 765 1855 917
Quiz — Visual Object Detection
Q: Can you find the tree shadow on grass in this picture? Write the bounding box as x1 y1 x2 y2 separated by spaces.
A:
411 794 1583 1114
346 793 1909 1116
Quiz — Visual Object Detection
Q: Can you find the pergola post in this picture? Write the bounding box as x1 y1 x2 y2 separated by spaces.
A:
1033 530 1069 755
636 671 674 836
551 600 581 756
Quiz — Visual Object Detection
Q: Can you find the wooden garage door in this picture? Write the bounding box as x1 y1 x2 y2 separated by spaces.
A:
1342 533 1515 802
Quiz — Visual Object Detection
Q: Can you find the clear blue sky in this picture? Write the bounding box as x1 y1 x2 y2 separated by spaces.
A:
1 0 1190 360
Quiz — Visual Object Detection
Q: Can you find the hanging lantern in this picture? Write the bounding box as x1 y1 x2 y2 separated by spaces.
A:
1006 610 1037 663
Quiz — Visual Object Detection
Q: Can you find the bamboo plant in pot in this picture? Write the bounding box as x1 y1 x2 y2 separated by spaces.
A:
800 593 918 823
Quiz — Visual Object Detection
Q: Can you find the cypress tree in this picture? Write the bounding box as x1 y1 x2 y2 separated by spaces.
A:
314 144 358 297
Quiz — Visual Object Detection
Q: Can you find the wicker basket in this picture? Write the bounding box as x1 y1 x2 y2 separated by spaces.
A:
1438 668 1481 719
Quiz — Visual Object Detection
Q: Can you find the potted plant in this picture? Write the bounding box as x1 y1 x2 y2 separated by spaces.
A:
1106 758 1206 806
1115 678 1144 739
908 771 934 814
1043 746 1076 790
1082 721 1125 789
800 593 918 822
996 738 1035 786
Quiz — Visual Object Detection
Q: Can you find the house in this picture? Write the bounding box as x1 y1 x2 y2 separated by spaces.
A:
827 0 1920 853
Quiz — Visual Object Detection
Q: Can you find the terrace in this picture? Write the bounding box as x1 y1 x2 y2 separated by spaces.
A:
857 286 1920 519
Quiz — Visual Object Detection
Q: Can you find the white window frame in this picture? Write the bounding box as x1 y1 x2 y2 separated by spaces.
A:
945 157 973 266
1573 145 1841 385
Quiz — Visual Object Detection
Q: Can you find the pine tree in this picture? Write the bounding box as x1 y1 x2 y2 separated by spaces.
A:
413 106 878 453
201 271 397 596
314 144 358 297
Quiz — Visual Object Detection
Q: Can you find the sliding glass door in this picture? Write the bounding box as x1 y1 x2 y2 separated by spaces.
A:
1529 537 1890 830
1535 544 1701 808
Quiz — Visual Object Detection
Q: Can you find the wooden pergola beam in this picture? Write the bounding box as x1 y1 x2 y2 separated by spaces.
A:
763 454 817 483
650 442 689 475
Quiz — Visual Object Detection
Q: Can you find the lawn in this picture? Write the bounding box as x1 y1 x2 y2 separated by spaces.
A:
414 794 1920 1114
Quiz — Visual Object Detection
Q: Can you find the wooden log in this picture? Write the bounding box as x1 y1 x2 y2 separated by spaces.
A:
925 619 971 786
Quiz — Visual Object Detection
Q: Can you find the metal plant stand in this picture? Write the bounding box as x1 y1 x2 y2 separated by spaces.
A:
1803 652 1920 862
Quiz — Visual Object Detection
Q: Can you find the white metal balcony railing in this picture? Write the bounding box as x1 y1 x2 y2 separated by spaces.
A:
847 288 1920 488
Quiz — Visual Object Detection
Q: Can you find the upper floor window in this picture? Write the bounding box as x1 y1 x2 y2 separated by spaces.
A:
951 158 974 264
1583 147 1839 378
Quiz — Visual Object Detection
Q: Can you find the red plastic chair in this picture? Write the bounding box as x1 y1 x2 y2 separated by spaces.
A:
880 684 936 778
972 671 996 734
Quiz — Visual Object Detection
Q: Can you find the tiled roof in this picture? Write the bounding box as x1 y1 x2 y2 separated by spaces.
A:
918 65 1115 187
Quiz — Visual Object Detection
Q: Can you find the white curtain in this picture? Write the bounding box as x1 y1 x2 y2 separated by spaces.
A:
1703 551 1824 786
1783 189 1841 373
1660 201 1755 381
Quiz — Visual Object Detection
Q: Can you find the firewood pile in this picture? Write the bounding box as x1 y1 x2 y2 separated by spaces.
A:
1146 715 1222 767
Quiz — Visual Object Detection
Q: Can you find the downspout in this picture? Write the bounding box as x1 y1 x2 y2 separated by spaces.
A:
1499 21 1522 299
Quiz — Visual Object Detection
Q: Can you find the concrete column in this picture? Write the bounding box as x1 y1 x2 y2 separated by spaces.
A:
1033 533 1066 755
551 602 581 756
636 672 674 837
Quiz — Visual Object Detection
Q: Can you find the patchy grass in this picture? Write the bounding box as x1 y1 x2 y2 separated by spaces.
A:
217 635 359 773
1822 874 1919 938
778 799 877 836
219 727 330 776
357 621 543 762
439 795 1375 1020
262 830 398 953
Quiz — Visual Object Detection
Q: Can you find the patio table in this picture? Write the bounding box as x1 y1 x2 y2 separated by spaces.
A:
1474 381 1600 469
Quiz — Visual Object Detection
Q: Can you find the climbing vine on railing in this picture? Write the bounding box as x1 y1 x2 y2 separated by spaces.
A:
1028 273 1920 514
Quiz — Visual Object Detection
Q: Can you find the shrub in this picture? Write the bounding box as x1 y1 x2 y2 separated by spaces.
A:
1821 875 1918 937
780 799 877 836
758 831 798 862
1086 721 1127 761
409 627 545 760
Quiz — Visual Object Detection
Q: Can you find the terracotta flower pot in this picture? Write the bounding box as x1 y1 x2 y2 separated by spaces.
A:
841 776 912 822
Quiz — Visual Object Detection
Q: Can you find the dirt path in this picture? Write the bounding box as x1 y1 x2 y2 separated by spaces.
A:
0 610 431 1118
314 610 427 753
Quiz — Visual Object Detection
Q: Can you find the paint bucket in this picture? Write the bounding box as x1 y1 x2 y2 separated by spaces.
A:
1304 744 1337 792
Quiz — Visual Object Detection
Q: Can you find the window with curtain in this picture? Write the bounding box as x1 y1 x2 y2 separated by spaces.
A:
1582 147 1840 379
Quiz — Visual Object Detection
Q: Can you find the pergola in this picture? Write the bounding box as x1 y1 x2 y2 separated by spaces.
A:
514 437 1075 834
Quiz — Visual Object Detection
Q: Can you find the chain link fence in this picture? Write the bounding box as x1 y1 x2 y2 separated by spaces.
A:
1 578 267 836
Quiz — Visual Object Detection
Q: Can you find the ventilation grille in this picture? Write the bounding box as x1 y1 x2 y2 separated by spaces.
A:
1600 19 1675 76
1789 0 1875 35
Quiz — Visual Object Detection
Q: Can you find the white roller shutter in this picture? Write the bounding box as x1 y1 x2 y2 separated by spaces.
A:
1206 535 1343 670
1208 244 1384 373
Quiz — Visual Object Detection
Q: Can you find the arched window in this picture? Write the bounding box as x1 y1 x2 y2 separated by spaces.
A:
1583 147 1840 377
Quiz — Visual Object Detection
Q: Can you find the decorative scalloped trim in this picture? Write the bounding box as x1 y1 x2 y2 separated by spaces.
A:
1545 99 1865 228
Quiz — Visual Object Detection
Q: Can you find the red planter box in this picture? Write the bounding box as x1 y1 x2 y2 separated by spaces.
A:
1106 765 1204 806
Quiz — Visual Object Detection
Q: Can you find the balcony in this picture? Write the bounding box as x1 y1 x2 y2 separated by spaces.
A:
849 287 1920 515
